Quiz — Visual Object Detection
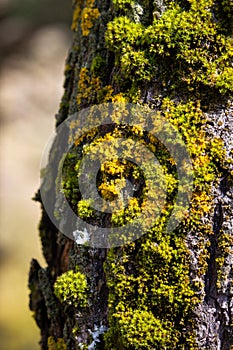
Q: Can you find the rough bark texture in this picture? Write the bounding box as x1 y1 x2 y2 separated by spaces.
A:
29 1 233 349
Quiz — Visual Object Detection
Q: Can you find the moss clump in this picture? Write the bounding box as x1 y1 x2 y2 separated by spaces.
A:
112 0 134 10
105 0 233 96
77 199 94 219
105 308 178 349
76 66 131 108
90 55 106 79
104 235 197 349
77 67 114 107
54 270 88 308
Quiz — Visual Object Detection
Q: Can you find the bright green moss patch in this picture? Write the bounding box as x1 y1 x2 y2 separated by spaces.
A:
104 234 197 348
77 199 94 219
60 99 227 347
161 99 226 227
106 308 179 349
54 270 88 308
105 0 233 95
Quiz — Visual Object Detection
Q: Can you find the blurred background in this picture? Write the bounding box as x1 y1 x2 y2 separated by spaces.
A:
0 0 72 349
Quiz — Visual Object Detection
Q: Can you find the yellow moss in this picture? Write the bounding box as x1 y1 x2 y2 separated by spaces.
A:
99 178 126 201
81 7 100 36
101 159 127 176
81 0 100 36
102 86 115 102
48 1 233 347
77 199 94 219
72 0 100 36
112 92 128 103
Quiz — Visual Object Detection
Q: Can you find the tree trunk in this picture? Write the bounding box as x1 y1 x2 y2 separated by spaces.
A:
29 1 233 349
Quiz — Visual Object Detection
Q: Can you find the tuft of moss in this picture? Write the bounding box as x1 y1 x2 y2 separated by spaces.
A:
105 0 233 96
54 270 88 308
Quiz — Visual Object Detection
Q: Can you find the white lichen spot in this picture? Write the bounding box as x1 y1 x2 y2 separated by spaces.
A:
88 324 108 349
131 2 143 23
153 0 167 18
73 227 89 244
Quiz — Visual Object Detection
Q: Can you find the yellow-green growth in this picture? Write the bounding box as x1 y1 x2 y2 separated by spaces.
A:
71 0 100 36
81 7 100 36
105 0 233 95
101 99 226 348
54 270 88 308
77 199 94 219
58 1 233 348
77 67 114 106
81 0 100 36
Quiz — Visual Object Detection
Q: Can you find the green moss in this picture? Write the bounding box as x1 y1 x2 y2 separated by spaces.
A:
61 152 81 206
99 98 226 348
104 235 197 348
105 0 233 96
60 96 227 348
77 199 94 219
57 1 232 348
105 308 179 349
216 232 233 288
54 270 88 308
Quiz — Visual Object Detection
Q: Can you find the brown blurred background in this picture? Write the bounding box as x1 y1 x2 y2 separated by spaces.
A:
0 1 72 349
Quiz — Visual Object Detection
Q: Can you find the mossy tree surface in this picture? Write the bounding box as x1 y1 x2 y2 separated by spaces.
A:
29 0 233 349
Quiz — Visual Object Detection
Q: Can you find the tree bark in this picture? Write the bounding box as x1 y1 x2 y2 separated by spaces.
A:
29 1 233 349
